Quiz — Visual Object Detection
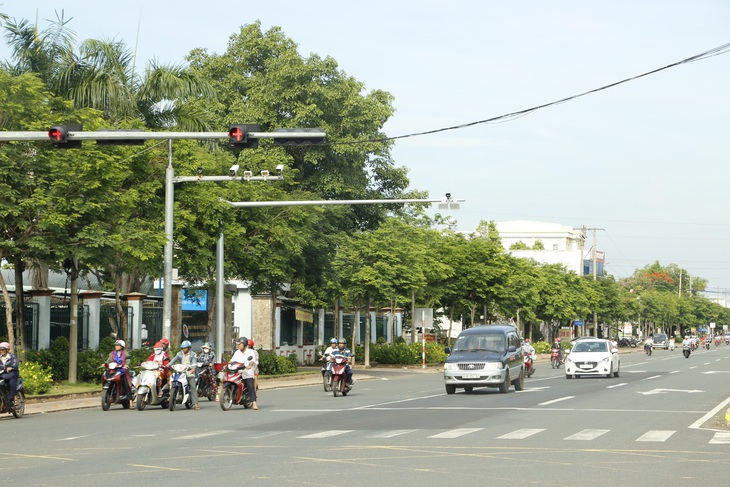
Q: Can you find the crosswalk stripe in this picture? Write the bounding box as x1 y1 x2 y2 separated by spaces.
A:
709 433 730 444
429 428 483 439
497 428 545 440
636 430 675 442
298 430 353 439
368 429 419 438
564 429 610 441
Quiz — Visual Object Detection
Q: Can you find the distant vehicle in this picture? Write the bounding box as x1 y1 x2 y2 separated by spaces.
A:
443 325 524 394
565 338 620 379
653 333 668 350
618 337 639 348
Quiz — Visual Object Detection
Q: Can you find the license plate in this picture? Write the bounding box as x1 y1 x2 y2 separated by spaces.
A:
580 364 592 369
462 373 480 379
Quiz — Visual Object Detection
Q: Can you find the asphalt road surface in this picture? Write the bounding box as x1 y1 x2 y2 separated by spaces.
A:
3 345 730 486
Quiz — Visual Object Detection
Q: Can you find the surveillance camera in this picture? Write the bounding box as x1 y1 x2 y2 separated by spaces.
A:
196 167 203 175
229 164 240 177
445 192 451 200
275 164 284 176
242 170 253 180
260 170 270 178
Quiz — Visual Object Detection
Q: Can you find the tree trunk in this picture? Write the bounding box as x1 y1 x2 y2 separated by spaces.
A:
68 257 79 383
447 298 456 347
410 289 416 344
0 270 16 355
390 296 395 344
364 295 371 368
270 286 277 351
13 256 26 352
352 296 361 366
334 296 340 344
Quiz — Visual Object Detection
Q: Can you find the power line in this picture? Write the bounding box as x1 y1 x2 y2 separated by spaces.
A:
333 41 730 146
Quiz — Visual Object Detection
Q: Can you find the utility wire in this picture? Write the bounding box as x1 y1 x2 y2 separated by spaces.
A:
334 41 730 146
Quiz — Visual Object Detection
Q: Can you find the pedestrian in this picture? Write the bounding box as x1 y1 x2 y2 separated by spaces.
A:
169 340 200 410
0 342 19 409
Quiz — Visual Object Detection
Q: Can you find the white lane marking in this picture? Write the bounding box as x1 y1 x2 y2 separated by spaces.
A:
702 371 730 374
368 429 419 438
710 433 730 444
497 428 545 440
58 435 89 441
565 429 610 441
638 388 704 395
429 428 483 439
606 383 627 389
516 386 551 393
716 359 723 362
245 431 289 439
690 366 697 369
689 394 730 430
173 430 229 440
625 371 647 374
636 430 675 442
298 430 353 439
643 375 662 380
669 370 680 374
539 396 575 406
704 362 711 366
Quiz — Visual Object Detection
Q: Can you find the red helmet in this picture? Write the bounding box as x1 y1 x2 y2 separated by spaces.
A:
248 339 254 347
160 338 170 346
153 341 163 349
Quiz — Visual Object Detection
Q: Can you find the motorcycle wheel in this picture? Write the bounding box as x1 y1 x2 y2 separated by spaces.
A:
340 378 348 397
101 388 112 411
551 358 558 369
220 387 233 411
323 373 332 392
11 391 25 418
333 379 340 397
169 386 179 411
242 391 253 409
136 392 147 411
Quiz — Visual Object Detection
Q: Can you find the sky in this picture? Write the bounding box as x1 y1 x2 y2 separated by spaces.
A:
2 1 730 295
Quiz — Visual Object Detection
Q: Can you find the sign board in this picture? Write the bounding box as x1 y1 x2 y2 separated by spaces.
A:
710 322 716 329
574 320 584 326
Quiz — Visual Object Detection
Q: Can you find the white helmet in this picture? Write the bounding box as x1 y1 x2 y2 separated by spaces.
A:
115 339 126 348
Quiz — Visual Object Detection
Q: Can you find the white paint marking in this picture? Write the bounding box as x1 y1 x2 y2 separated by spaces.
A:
606 383 627 389
516 386 551 393
704 362 711 366
298 430 353 439
669 370 680 374
58 435 89 441
690 366 697 369
702 371 730 375
636 430 675 442
643 375 662 380
689 394 730 430
539 396 575 406
638 388 704 396
565 429 610 441
625 370 648 374
709 433 730 444
368 429 419 439
245 431 289 439
173 430 229 440
497 428 545 440
429 428 483 439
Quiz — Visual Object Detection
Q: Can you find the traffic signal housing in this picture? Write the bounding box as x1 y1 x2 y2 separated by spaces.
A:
228 124 260 149
48 124 82 149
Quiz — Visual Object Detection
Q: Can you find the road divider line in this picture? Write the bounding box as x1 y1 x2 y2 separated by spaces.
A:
368 429 420 438
539 396 574 406
298 430 353 439
689 394 730 430
643 375 662 380
606 383 627 389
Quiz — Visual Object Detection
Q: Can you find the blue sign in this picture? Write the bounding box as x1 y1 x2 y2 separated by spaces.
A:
182 289 208 311
574 320 584 326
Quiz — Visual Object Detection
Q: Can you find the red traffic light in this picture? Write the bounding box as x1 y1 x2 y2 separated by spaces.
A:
229 127 245 142
227 124 260 149
48 127 64 142
48 124 82 148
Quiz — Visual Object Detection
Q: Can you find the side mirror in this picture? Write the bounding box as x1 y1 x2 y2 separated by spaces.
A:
508 345 517 353
444 347 452 355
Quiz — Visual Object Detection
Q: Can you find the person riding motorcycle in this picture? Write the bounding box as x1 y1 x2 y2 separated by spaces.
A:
230 337 258 410
248 339 260 393
169 340 199 410
107 339 134 408
644 335 654 353
330 338 353 386
196 342 218 400
522 338 535 357
551 338 563 362
146 341 170 386
0 342 19 408
321 338 338 378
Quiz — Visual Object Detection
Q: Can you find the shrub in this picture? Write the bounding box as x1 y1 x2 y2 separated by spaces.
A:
128 347 153 368
394 336 406 345
533 341 551 354
257 350 278 375
27 336 69 381
98 337 116 357
287 352 298 370
19 361 53 395
77 349 104 384
276 355 297 374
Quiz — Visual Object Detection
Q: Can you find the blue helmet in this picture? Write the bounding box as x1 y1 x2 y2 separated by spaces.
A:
330 338 338 344
180 340 192 349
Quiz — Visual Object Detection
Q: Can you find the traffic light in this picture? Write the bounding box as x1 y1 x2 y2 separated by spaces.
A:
96 129 145 146
48 124 82 149
272 128 325 146
228 124 260 149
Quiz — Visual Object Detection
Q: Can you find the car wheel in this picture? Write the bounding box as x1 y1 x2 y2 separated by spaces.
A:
513 368 525 391
613 366 620 378
445 384 456 395
499 370 511 393
566 374 572 379
606 364 613 379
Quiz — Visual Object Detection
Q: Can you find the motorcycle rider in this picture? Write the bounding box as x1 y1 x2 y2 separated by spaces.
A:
331 337 353 386
248 339 260 393
169 340 199 410
644 334 654 353
0 342 19 409
107 339 134 408
147 341 170 388
321 338 338 378
522 338 535 373
197 342 217 398
551 337 563 362
230 337 258 410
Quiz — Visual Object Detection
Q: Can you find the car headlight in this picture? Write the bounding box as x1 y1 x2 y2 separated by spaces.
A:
600 357 609 363
566 356 574 363
444 363 458 371
484 362 504 370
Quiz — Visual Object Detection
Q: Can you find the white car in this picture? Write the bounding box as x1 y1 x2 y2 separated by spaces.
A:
565 338 620 379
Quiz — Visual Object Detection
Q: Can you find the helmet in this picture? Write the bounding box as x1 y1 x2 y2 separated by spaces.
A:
338 337 346 344
180 340 192 349
153 341 163 348
160 338 170 347
202 342 213 350
237 337 249 345
248 339 254 347
330 338 338 344
0 342 10 350
115 339 126 348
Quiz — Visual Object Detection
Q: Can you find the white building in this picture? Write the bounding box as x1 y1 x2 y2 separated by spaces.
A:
495 220 585 274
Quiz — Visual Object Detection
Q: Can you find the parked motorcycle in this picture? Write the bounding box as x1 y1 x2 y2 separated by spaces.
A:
196 365 217 401
524 353 535 377
0 376 25 418
168 363 196 411
134 361 170 410
331 355 352 397
550 349 562 369
219 362 253 410
321 353 333 392
683 342 691 358
101 362 133 411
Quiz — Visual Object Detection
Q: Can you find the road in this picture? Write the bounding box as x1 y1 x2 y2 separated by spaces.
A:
3 345 730 486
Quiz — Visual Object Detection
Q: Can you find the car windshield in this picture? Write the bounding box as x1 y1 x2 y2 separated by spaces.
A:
572 341 608 353
453 335 505 352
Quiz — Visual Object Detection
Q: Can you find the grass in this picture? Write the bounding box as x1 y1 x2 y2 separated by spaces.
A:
38 381 100 396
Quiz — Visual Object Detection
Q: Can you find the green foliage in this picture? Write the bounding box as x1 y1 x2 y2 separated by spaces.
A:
365 342 447 365
27 336 70 381
98 337 116 357
533 341 551 354
257 350 278 375
77 349 104 384
277 355 297 374
128 347 153 368
394 336 406 345
19 361 53 395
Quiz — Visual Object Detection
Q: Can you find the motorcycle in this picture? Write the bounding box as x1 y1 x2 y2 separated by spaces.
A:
134 361 170 411
196 365 217 401
550 349 562 369
645 344 653 356
524 353 535 377
705 341 711 350
219 362 253 410
321 353 334 392
101 362 134 411
683 342 691 358
168 363 196 411
331 355 352 397
0 376 25 419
